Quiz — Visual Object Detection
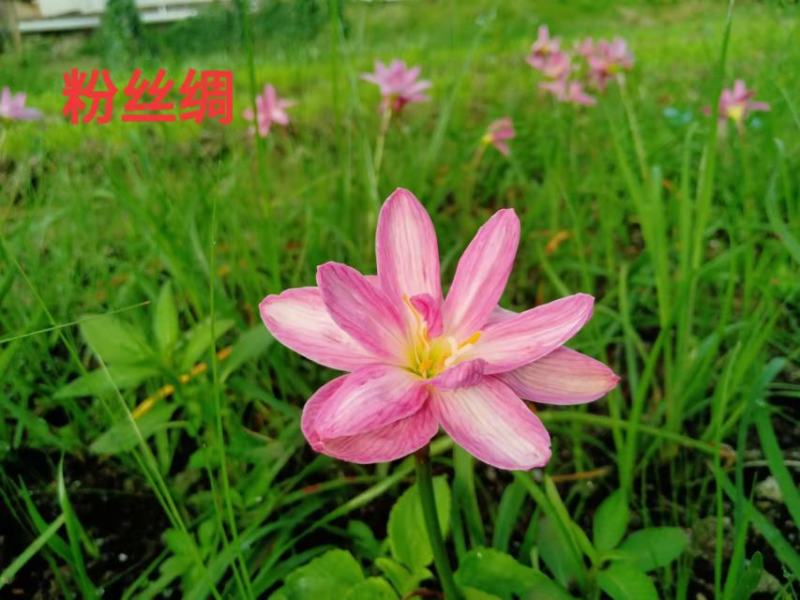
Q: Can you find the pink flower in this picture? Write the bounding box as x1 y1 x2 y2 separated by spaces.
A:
243 84 294 137
539 51 572 80
483 117 515 156
718 79 770 125
260 189 618 470
540 79 597 107
0 86 43 121
585 38 634 90
576 37 596 58
361 60 431 113
527 26 561 71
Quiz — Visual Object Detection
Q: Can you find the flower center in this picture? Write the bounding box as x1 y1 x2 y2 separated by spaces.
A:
402 295 480 379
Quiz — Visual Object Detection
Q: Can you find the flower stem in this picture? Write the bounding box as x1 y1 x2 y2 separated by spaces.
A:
414 447 460 599
373 106 393 178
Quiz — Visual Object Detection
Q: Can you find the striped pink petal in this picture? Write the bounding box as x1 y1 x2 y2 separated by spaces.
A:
498 347 619 405
430 359 486 390
317 261 406 362
443 209 520 340
376 188 442 306
472 294 595 374
432 378 551 470
312 364 427 439
302 376 438 464
259 287 375 371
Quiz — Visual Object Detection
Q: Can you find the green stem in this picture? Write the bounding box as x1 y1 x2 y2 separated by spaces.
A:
373 107 392 178
415 447 460 599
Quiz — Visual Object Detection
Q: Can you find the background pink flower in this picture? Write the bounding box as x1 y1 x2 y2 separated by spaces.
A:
361 60 431 113
540 79 596 106
585 37 635 90
483 117 515 156
527 25 561 71
243 84 294 137
0 86 43 121
260 189 618 470
719 79 770 124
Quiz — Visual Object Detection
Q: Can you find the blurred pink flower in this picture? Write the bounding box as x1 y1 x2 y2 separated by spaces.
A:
718 79 770 125
361 60 431 113
585 38 634 90
540 79 597 106
576 37 596 58
527 26 561 71
260 188 618 469
0 86 43 121
540 51 572 80
243 84 294 137
483 117 515 156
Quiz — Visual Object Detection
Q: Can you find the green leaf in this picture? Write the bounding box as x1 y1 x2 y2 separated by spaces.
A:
454 547 576 600
279 549 364 600
593 489 630 553
492 480 527 553
344 577 397 599
80 314 151 364
731 552 763 599
461 587 502 600
347 520 382 561
89 402 177 455
221 325 273 381
153 282 179 355
597 563 658 600
180 317 234 371
374 558 431 596
537 516 585 588
618 527 689 572
55 365 161 398
388 476 450 572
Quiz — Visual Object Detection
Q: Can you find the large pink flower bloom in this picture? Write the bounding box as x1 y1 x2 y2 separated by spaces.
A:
361 59 431 113
0 86 43 121
718 79 770 124
243 84 294 137
260 189 618 470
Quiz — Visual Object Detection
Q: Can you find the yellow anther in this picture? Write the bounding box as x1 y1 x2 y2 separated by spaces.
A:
459 331 481 348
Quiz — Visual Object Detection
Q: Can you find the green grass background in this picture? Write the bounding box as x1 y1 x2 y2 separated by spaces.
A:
1 0 799 597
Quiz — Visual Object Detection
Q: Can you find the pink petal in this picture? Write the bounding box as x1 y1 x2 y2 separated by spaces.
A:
304 379 438 464
410 293 443 337
259 287 376 371
492 140 510 156
498 347 619 405
485 305 517 326
443 209 520 340
376 188 442 306
432 378 551 470
430 359 486 390
312 365 427 439
317 262 406 361
471 294 595 374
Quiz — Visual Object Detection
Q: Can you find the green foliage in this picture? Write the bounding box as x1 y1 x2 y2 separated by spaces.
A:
454 548 576 600
597 563 658 600
270 550 368 600
592 489 629 554
387 476 451 572
617 528 690 573
99 0 147 64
